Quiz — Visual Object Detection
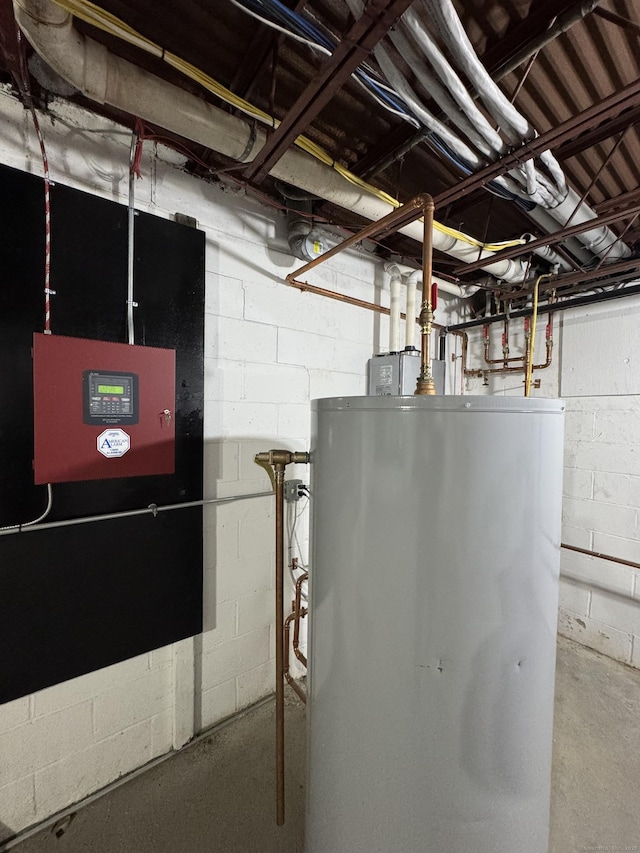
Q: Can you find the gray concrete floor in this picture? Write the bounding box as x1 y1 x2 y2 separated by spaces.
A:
11 637 640 853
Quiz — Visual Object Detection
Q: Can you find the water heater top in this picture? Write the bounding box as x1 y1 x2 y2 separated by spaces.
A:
311 395 564 415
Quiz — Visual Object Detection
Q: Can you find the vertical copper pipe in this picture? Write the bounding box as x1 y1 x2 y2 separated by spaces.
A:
254 449 309 827
284 613 307 704
274 464 286 827
415 195 437 395
293 572 309 667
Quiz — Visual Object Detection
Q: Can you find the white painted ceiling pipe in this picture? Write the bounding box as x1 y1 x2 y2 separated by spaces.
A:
400 266 479 298
404 275 417 349
389 269 402 353
14 0 531 285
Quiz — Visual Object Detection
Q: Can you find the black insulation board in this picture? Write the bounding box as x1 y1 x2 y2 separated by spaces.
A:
0 163 205 704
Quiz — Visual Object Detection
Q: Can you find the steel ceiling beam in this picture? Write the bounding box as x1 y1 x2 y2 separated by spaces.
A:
434 78 640 209
243 0 414 184
555 104 640 160
453 201 640 276
596 186 640 217
593 6 640 36
483 0 599 82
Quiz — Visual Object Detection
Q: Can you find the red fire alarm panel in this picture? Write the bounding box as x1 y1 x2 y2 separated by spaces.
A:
33 333 176 484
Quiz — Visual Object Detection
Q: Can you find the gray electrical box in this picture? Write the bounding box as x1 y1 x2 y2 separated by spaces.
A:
368 351 445 395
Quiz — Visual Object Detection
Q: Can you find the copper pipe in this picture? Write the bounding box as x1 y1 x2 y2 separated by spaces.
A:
283 278 444 331
284 612 307 704
502 316 510 368
293 573 308 667
415 195 437 395
254 449 310 827
292 607 308 669
466 345 552 377
459 319 553 379
285 195 444 367
562 542 640 572
274 463 286 827
286 194 436 282
482 320 526 366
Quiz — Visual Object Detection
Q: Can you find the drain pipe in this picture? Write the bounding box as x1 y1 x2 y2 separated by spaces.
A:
255 449 310 827
14 0 530 285
405 273 417 349
399 264 480 298
385 263 403 352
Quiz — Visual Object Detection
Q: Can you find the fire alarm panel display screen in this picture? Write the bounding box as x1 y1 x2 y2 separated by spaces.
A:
83 371 139 425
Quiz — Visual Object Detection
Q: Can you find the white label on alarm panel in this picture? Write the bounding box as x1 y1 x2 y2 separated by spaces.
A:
97 428 131 458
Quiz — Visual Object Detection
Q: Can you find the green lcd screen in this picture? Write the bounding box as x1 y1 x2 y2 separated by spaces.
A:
98 384 124 394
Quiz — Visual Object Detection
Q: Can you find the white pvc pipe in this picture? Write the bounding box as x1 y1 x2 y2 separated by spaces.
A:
404 276 417 349
402 267 479 298
14 0 530 284
389 273 402 352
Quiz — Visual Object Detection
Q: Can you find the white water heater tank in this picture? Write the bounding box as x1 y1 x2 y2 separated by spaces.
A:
307 395 564 853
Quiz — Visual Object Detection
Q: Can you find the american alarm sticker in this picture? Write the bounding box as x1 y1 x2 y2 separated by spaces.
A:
97 428 131 458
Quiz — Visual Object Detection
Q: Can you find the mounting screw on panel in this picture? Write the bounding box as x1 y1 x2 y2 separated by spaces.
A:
285 479 303 502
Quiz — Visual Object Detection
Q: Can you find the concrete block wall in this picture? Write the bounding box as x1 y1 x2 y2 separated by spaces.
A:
4 82 638 840
457 296 640 668
0 90 401 840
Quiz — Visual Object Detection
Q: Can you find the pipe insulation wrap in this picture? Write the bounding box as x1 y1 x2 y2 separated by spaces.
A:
389 274 402 353
417 0 628 260
400 8 505 157
14 0 528 284
386 26 492 159
405 276 417 348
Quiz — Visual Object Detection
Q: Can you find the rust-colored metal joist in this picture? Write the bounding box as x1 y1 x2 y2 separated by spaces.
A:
435 77 640 209
243 0 414 184
453 200 640 276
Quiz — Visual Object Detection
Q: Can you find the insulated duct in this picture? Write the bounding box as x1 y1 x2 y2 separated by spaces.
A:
419 0 629 262
14 0 530 285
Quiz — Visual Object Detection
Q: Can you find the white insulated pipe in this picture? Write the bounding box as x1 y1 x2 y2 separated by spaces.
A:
14 0 531 285
389 271 402 353
396 265 479 299
404 276 417 349
544 187 631 261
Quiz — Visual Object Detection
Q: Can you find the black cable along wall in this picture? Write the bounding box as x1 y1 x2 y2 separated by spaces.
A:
0 163 205 704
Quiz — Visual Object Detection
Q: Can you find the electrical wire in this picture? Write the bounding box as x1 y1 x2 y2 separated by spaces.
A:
4 27 56 531
227 0 332 57
286 495 309 601
0 484 53 531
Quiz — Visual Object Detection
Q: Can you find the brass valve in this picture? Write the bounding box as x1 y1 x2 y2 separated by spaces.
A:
255 450 311 491
415 300 437 396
